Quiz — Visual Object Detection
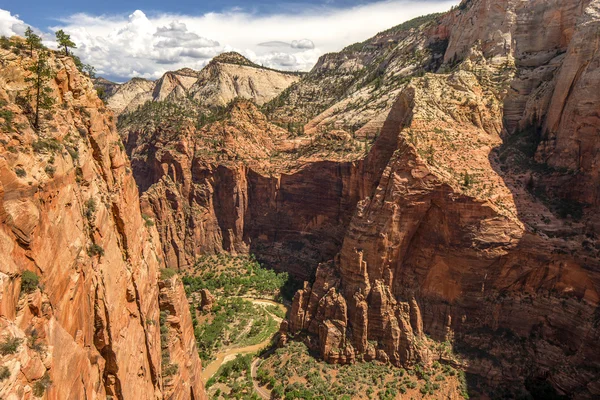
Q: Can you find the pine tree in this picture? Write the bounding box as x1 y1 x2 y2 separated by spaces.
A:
24 27 42 55
55 29 76 56
25 51 54 130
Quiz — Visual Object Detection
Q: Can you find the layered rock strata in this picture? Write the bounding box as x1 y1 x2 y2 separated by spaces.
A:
0 47 205 399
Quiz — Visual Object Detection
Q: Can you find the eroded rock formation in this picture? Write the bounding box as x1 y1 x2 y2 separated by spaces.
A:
287 0 600 397
0 47 205 399
104 52 301 116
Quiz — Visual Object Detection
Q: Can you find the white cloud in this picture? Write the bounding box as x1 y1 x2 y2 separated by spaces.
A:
0 9 27 37
0 1 458 81
291 39 315 49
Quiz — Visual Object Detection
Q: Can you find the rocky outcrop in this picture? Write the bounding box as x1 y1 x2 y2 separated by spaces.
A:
199 289 214 311
124 100 368 278
158 276 205 400
105 52 300 116
106 77 155 115
0 46 205 399
287 0 600 398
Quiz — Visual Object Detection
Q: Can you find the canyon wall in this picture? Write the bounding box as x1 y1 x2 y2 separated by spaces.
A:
0 48 205 399
287 0 600 397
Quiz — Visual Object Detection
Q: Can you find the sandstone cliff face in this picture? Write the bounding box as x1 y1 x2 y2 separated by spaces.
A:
286 0 600 397
264 13 450 140
106 77 155 115
105 52 300 116
123 100 367 278
158 276 205 400
0 48 205 399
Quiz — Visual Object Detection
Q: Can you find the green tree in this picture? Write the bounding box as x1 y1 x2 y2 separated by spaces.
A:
25 51 54 130
24 27 42 55
55 29 76 56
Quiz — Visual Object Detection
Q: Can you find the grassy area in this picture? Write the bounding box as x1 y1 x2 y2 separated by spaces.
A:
206 353 260 400
183 254 291 364
191 297 279 363
183 254 290 299
255 341 468 400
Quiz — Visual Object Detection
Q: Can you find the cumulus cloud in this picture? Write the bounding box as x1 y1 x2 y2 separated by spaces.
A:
0 9 27 36
0 1 458 81
291 39 315 49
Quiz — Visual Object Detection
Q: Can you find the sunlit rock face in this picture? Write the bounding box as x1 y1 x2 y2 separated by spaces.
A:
0 47 206 399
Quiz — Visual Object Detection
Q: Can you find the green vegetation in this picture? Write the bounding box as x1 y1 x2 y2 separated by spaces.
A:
0 107 14 132
84 198 96 221
206 353 260 399
24 27 43 54
0 366 10 381
27 330 46 354
142 214 155 227
32 372 52 397
32 137 62 153
343 13 443 53
183 254 289 299
44 164 56 177
25 50 54 130
21 270 40 294
0 336 23 355
160 268 177 280
192 297 278 363
55 29 76 56
252 341 466 399
159 310 179 380
15 167 26 178
87 243 105 257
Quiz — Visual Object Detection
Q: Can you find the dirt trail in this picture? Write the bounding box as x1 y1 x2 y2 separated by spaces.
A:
200 298 287 384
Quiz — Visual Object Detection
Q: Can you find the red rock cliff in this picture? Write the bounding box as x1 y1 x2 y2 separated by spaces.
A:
288 0 600 397
0 47 205 399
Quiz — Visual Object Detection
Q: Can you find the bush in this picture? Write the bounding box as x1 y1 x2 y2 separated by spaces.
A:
32 138 61 154
44 165 56 177
84 198 96 221
32 372 52 397
21 270 40 294
15 167 26 177
162 363 179 377
160 268 177 280
0 336 23 355
87 243 104 257
0 366 10 381
142 214 154 227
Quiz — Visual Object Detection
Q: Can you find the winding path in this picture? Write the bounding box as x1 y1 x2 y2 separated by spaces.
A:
200 298 287 389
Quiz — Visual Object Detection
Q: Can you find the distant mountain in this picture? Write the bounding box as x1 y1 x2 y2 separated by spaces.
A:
101 52 302 115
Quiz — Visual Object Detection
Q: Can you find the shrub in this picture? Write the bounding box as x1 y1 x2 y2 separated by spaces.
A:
32 372 52 397
87 243 104 257
66 145 79 160
21 270 40 294
162 363 178 377
0 109 14 131
160 268 177 280
84 198 96 221
0 365 10 381
142 214 155 227
32 138 61 154
44 165 55 177
15 167 26 177
0 336 23 355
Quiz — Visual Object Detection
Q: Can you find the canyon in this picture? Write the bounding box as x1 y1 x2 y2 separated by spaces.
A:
113 0 600 398
0 0 599 398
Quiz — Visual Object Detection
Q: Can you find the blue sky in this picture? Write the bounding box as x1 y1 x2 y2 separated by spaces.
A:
1 0 459 81
9 1 399 28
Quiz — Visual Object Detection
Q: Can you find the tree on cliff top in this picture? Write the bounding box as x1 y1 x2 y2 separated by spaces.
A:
25 50 54 130
55 29 76 56
24 27 42 55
